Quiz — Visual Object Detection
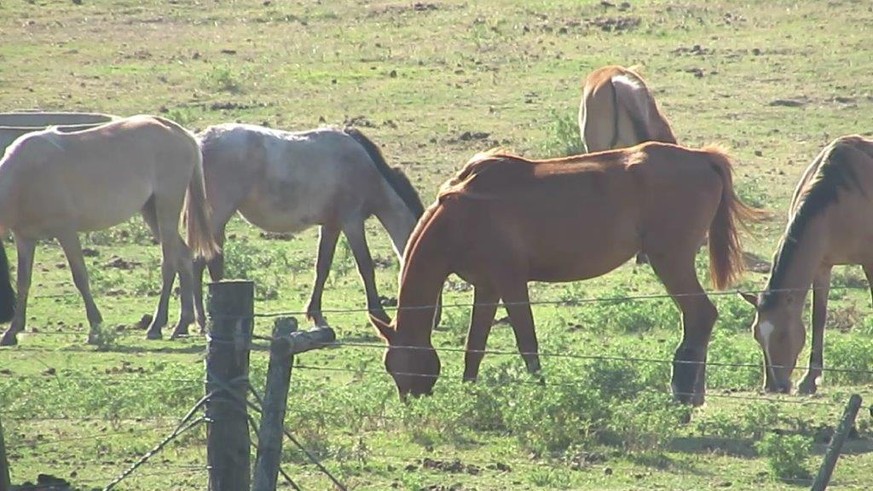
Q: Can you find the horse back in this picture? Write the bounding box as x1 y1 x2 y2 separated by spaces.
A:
0 115 198 235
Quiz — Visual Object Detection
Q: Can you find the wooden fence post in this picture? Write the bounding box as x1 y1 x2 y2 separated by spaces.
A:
253 317 298 491
1 414 10 491
811 393 862 491
206 280 254 491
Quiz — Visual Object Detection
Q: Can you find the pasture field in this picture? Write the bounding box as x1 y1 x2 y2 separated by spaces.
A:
2 0 873 489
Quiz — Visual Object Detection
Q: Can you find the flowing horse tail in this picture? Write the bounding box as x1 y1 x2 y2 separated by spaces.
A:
151 115 219 260
0 240 15 322
185 147 219 260
704 147 769 289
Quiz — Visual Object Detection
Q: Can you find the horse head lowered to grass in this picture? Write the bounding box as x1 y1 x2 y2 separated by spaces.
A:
0 115 218 345
371 142 765 405
741 135 873 394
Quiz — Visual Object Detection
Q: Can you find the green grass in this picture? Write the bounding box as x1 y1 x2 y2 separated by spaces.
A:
2 0 873 489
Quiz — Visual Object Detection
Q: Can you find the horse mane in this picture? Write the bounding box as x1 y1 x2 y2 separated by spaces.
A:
343 127 425 219
614 66 678 145
761 137 866 308
438 148 520 198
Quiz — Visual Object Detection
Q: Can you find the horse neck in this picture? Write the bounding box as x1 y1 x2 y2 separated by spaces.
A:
374 202 417 259
392 236 449 346
650 113 678 145
764 216 829 309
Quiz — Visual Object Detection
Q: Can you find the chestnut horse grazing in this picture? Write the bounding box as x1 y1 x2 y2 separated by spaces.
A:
370 142 763 404
741 135 873 394
579 65 679 264
194 124 424 328
0 115 217 345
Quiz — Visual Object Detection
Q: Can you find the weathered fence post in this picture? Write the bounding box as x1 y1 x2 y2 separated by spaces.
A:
206 280 254 491
811 393 862 491
252 317 298 491
1 414 10 491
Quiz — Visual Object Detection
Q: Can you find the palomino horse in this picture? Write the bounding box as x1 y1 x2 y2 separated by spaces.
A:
741 135 873 394
193 124 424 328
0 115 217 345
370 142 764 404
579 65 679 264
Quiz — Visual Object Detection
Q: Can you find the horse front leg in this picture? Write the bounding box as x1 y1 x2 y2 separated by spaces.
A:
497 279 542 377
463 285 499 382
343 219 390 325
0 237 36 346
305 225 340 326
56 232 104 344
799 267 832 394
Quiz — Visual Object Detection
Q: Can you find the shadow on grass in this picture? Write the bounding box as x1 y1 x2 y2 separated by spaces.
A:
670 431 873 459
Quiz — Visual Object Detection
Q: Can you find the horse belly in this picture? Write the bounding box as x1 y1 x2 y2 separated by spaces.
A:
523 214 640 281
237 190 332 233
17 178 151 236
528 240 638 282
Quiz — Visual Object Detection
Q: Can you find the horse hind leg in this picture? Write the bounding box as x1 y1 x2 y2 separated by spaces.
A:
0 238 37 346
142 194 188 340
195 221 228 331
170 233 196 339
647 248 717 406
305 224 341 326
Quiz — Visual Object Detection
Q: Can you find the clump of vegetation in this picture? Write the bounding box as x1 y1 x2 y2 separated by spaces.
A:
539 109 585 158
755 433 812 482
222 239 292 300
88 323 119 351
203 65 245 93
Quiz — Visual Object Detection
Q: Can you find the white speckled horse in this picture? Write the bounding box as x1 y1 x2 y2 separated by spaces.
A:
194 123 424 328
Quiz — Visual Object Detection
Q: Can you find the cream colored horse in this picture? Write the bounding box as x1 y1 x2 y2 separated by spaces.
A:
194 124 424 328
579 65 679 265
579 65 677 153
741 135 873 394
0 115 217 345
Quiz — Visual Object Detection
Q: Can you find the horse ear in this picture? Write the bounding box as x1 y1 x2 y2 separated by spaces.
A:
369 313 395 343
738 291 758 307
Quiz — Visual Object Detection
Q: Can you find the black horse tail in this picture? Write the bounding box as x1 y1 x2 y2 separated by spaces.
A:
0 241 15 323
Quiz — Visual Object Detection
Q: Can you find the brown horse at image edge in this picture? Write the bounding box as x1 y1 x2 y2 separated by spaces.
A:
371 142 766 405
741 135 873 394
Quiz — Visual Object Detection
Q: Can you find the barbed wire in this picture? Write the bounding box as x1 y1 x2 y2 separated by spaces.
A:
324 340 873 378
14 281 873 320
201 283 872 320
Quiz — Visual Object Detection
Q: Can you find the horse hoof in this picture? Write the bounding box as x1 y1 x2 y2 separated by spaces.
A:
0 334 18 347
146 329 163 340
170 329 190 340
797 382 818 395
